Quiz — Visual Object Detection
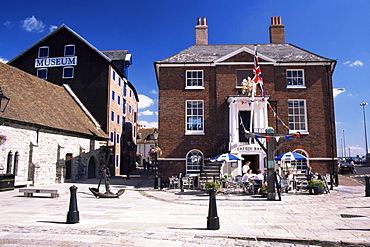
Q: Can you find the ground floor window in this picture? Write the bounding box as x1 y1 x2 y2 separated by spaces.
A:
186 149 203 173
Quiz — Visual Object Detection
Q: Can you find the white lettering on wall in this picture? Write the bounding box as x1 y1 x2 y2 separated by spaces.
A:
35 56 77 68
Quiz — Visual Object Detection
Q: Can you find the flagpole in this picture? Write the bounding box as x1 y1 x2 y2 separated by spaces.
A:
250 45 257 138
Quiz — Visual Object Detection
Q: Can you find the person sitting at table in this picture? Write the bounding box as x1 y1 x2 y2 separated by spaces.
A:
251 169 264 186
241 169 253 182
253 169 264 181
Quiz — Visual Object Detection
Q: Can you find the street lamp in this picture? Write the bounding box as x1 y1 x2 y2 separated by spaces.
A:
360 102 368 155
153 128 159 189
153 129 159 145
0 87 10 113
342 129 346 158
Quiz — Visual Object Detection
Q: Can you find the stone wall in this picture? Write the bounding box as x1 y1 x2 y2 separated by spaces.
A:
0 123 107 186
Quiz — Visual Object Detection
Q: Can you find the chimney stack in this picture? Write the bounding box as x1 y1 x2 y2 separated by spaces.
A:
195 17 208 45
269 16 285 43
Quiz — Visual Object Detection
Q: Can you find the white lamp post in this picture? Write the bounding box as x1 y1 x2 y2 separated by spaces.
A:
342 129 346 157
360 102 369 155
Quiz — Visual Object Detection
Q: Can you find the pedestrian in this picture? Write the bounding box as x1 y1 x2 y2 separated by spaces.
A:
242 161 251 175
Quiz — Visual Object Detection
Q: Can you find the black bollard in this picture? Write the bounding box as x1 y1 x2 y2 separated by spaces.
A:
66 185 79 224
365 176 370 197
207 188 219 230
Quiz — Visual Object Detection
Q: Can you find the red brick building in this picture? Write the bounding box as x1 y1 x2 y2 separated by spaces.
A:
154 17 337 182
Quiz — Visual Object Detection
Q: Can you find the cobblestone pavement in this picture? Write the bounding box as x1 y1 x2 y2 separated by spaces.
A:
0 171 369 247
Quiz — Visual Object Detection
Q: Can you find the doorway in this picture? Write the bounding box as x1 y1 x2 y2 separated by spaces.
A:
65 153 72 180
241 154 260 173
88 157 96 179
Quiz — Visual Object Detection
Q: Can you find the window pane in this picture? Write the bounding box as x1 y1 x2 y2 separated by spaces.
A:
288 100 306 131
63 67 74 78
37 69 47 79
39 47 49 58
286 70 304 86
186 70 203 87
64 45 75 56
186 100 204 131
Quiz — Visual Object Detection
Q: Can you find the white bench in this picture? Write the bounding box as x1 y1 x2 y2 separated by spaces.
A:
19 188 64 198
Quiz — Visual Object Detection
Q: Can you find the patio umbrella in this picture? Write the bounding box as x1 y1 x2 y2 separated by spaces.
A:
210 153 242 162
274 152 307 161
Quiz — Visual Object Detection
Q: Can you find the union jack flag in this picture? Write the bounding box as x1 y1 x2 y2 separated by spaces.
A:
253 50 265 97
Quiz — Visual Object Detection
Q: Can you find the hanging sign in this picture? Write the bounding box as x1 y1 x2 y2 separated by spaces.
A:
268 160 275 169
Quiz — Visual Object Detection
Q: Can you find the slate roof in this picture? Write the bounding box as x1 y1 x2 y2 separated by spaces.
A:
0 63 108 140
102 50 129 60
157 43 335 64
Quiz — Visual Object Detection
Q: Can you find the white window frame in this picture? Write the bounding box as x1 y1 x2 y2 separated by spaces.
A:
185 70 204 89
288 99 308 134
186 149 204 173
291 149 309 174
64 44 75 56
38 46 49 58
185 100 204 135
37 68 48 79
62 67 74 79
286 69 306 88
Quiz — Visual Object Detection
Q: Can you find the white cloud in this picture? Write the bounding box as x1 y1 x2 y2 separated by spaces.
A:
138 121 158 128
343 60 364 67
4 20 13 28
150 89 157 94
21 16 45 32
333 88 345 98
139 110 154 116
49 25 58 32
0 57 8 63
138 94 154 109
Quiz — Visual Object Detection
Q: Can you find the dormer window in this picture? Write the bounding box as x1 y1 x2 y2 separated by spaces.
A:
38 46 49 58
64 45 75 56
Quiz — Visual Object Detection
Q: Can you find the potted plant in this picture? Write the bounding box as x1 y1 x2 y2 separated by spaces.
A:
205 181 220 192
309 179 325 194
148 146 162 160
259 184 268 197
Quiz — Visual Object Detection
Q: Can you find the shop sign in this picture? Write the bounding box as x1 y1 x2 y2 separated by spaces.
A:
237 145 262 151
35 56 77 68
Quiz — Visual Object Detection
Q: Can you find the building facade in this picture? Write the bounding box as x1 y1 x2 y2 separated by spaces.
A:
0 63 108 186
8 25 139 176
154 17 337 181
136 128 158 167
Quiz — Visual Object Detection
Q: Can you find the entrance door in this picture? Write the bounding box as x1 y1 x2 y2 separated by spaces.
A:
241 154 260 173
88 157 96 178
239 111 253 143
65 153 72 180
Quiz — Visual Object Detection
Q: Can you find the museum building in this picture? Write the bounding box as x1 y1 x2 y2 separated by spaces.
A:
8 25 139 177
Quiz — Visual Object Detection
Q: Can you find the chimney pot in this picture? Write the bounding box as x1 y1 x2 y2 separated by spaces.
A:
195 17 208 45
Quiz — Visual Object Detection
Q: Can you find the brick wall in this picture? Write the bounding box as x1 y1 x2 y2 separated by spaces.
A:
158 62 336 175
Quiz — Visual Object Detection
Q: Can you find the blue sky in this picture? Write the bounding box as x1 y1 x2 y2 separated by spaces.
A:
1 0 370 157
